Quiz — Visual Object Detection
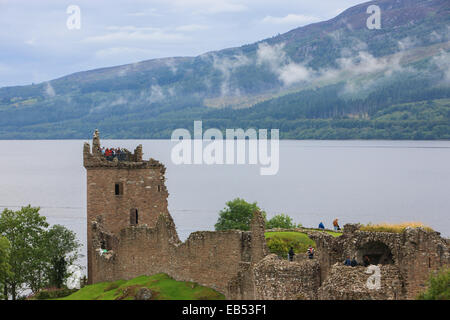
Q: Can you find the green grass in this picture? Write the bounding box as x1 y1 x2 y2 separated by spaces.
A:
360 222 433 233
301 228 342 237
58 273 225 300
264 230 340 258
265 231 314 243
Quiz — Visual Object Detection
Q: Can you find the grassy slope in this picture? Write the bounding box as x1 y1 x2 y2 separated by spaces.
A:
60 273 225 300
264 229 341 257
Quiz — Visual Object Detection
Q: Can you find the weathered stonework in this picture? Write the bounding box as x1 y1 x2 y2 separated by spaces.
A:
253 254 321 300
84 131 267 298
309 224 450 299
318 264 405 300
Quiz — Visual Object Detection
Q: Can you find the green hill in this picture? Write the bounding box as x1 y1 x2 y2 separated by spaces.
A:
58 273 225 300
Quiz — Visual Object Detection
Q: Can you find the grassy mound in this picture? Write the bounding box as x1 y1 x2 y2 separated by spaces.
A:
264 230 340 258
59 273 225 300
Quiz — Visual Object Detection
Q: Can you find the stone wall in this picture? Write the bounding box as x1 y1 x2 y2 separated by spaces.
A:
253 254 321 300
318 264 405 300
90 210 267 298
310 224 450 299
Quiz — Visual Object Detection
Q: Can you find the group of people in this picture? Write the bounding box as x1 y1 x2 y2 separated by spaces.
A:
287 219 344 262
101 147 129 161
318 218 341 231
287 218 376 267
344 255 371 267
288 245 315 262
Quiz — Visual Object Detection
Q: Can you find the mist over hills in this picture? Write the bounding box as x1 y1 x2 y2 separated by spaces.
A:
0 0 449 139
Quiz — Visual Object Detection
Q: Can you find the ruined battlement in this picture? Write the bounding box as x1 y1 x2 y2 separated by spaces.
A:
83 129 165 170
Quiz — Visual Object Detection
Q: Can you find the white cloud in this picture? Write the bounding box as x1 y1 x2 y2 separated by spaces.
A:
262 14 320 25
169 0 247 14
127 8 160 17
84 26 188 44
95 47 156 59
175 24 209 32
25 38 37 46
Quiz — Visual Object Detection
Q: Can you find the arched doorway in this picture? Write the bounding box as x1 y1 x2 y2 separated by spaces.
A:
356 241 394 265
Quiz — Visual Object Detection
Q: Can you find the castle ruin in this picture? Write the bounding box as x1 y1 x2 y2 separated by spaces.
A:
83 131 449 299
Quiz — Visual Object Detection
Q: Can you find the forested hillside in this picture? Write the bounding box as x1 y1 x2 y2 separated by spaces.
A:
0 0 449 139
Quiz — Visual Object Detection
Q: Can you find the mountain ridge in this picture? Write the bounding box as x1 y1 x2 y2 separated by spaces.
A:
0 0 449 139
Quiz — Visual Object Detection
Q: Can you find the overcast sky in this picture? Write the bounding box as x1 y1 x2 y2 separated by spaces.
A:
0 0 367 87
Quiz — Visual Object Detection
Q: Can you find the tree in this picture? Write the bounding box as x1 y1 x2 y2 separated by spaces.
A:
0 206 48 299
44 225 80 288
0 206 80 299
266 214 301 229
214 198 266 231
0 236 11 299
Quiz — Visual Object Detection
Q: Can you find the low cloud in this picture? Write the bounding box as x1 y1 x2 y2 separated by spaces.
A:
148 85 165 103
213 53 251 96
278 63 311 85
257 42 313 86
397 37 419 51
256 42 286 69
45 82 55 97
432 50 450 85
165 58 179 74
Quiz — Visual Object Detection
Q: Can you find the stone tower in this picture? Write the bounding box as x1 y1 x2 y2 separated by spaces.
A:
83 130 169 283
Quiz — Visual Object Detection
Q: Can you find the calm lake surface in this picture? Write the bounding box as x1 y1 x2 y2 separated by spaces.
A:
1 140 450 270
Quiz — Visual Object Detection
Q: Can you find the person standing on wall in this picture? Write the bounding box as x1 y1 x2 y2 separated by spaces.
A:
333 218 340 231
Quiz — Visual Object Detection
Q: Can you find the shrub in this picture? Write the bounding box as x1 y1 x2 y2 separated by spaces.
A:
266 236 289 257
215 198 266 231
417 268 450 300
266 232 315 259
266 214 301 229
35 287 78 300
